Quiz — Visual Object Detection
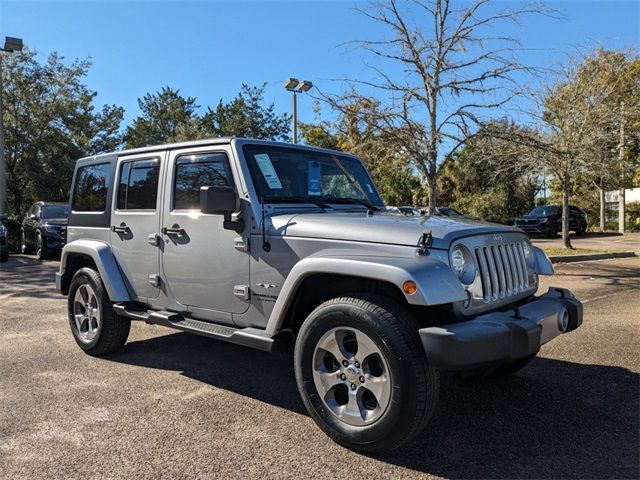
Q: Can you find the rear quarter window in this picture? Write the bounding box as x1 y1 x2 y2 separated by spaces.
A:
72 163 111 212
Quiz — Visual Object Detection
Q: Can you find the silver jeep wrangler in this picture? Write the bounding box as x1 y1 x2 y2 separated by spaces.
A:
56 138 582 452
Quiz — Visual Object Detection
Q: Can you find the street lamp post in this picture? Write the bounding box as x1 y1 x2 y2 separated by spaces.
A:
0 36 24 215
284 78 313 144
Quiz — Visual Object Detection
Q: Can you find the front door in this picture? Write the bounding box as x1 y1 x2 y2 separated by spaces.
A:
160 146 250 315
110 153 164 300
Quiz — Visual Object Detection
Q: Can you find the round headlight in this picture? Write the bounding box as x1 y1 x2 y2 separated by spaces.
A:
450 245 476 285
451 246 465 277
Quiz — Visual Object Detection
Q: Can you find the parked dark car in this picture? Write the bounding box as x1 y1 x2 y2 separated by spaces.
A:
21 202 68 260
514 205 587 237
0 214 8 263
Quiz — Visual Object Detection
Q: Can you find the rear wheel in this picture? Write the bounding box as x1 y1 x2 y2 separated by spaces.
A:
68 267 130 355
294 295 439 452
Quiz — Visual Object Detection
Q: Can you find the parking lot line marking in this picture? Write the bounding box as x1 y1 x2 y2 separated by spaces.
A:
16 258 29 264
582 287 640 305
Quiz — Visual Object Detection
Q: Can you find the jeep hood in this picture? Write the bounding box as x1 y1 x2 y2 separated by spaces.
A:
269 211 523 249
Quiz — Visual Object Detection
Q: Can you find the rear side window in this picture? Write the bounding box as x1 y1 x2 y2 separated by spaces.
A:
173 153 233 210
72 163 111 212
117 159 160 210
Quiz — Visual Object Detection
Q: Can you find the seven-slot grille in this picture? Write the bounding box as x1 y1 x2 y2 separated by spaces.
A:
474 243 529 302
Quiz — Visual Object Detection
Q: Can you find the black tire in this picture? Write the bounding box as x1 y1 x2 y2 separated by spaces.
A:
35 231 47 260
575 222 587 236
294 295 439 452
0 250 7 263
67 267 130 356
21 230 34 254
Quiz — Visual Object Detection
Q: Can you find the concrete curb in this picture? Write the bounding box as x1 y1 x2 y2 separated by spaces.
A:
548 251 637 264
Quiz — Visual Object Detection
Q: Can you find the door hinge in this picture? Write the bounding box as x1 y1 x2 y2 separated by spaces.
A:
234 236 250 252
148 274 161 287
233 285 250 301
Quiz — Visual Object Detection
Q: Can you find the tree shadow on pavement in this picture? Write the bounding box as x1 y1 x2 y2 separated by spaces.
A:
109 332 639 480
0 256 61 300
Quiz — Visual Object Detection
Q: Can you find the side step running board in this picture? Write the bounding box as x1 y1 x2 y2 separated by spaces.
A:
113 303 289 353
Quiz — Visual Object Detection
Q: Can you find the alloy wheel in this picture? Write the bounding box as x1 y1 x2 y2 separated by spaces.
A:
72 284 101 342
312 327 392 426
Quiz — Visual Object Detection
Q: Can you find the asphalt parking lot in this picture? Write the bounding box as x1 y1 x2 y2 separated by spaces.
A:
1 254 638 479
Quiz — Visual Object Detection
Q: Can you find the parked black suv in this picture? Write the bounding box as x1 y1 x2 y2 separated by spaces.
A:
21 202 68 260
514 205 587 237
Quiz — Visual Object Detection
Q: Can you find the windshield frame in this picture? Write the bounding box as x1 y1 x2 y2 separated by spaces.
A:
241 143 384 210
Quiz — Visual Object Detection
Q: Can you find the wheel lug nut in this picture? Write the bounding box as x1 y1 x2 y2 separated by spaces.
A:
359 376 365 383
342 360 348 367
340 373 346 381
354 362 360 368
350 383 356 390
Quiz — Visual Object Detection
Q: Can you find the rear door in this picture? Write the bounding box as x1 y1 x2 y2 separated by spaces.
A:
110 152 165 300
160 145 250 315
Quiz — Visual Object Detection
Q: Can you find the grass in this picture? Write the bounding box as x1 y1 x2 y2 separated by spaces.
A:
542 247 622 256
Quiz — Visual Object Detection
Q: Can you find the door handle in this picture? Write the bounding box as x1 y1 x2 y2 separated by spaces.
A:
161 225 185 236
111 224 130 234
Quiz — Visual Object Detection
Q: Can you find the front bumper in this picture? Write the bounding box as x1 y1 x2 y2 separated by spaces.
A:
515 222 554 235
420 287 582 370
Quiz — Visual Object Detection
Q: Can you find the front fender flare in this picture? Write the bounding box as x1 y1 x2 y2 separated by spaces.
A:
58 239 131 302
265 255 466 336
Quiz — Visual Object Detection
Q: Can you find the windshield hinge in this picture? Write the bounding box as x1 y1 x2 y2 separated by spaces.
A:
417 230 432 256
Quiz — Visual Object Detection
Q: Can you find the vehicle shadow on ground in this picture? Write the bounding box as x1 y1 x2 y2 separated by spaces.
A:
0 256 60 299
110 332 639 479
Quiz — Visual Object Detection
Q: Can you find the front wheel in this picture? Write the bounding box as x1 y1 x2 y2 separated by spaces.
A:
68 267 131 355
35 232 47 260
294 295 439 452
21 230 34 254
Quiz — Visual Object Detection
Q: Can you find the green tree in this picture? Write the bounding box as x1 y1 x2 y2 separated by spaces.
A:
534 49 640 246
2 49 123 217
124 87 202 148
438 120 542 223
203 83 290 141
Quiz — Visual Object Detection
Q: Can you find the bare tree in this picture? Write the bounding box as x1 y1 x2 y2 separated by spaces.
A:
320 0 548 213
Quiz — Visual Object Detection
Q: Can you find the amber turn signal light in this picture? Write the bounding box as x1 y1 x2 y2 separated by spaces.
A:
402 280 417 295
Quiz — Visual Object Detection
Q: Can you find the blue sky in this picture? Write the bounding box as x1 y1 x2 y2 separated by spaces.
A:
1 0 639 132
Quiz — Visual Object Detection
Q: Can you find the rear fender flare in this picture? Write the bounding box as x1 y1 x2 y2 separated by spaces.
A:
59 239 131 302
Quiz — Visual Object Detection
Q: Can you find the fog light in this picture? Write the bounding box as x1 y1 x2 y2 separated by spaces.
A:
403 280 417 295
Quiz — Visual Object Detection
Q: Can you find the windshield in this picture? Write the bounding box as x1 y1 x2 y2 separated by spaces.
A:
528 206 558 216
242 144 384 208
41 205 69 219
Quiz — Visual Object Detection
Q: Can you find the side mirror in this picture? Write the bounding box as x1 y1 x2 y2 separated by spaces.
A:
200 186 245 233
200 186 237 215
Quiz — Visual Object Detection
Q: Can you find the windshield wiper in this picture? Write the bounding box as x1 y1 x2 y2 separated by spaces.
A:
262 196 333 210
324 197 381 211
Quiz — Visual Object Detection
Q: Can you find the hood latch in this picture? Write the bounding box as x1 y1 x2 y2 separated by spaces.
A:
417 230 432 256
